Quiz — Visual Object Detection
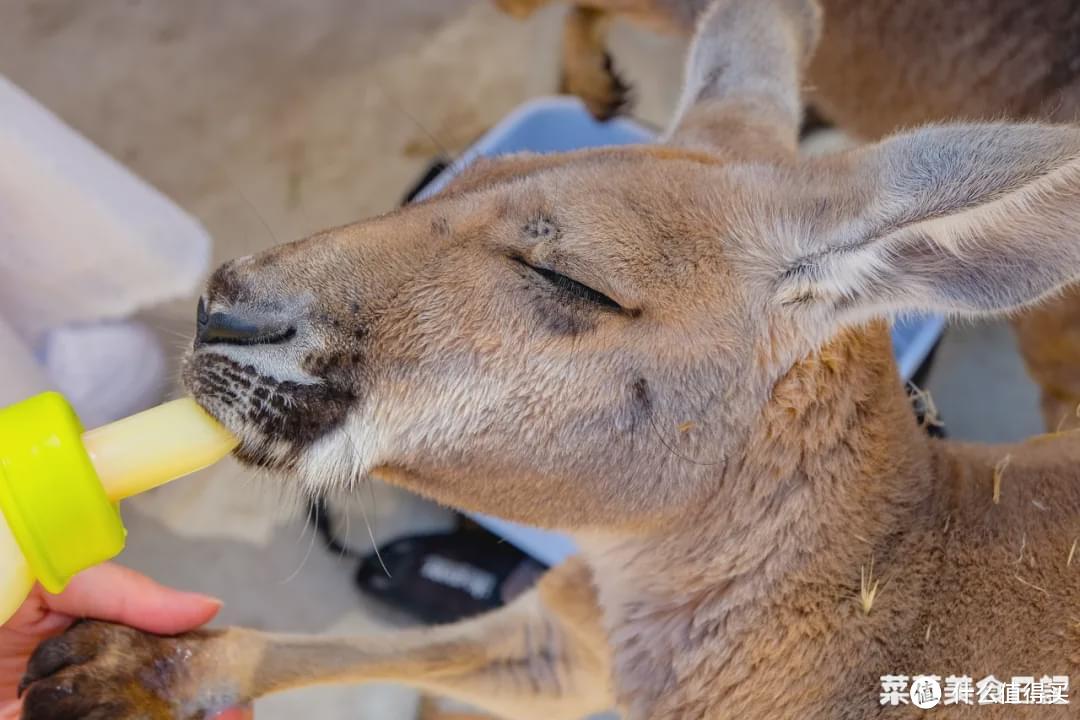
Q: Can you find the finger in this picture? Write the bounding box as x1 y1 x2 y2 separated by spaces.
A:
1 585 72 636
210 706 254 720
44 563 222 635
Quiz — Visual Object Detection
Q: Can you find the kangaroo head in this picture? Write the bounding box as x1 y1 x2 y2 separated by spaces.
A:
184 0 1080 531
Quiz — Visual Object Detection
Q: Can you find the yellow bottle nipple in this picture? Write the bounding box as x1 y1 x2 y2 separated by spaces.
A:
83 398 237 502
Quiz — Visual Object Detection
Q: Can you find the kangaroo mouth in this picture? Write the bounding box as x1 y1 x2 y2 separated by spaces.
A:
182 351 355 470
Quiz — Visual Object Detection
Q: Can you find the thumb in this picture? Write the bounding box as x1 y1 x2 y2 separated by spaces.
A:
45 563 222 635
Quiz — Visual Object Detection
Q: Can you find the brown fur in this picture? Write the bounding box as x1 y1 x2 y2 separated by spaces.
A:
512 0 1080 431
558 7 632 120
18 1 1080 718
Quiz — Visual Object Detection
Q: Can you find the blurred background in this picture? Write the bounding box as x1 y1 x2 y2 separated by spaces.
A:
0 1 1045 717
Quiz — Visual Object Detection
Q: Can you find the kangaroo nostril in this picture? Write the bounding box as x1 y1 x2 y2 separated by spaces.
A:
195 305 296 347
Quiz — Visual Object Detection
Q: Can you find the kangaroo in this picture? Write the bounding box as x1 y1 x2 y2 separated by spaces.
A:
496 0 1080 433
16 1 1080 718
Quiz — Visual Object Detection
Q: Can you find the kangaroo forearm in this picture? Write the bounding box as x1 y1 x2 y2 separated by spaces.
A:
193 561 612 714
236 599 612 719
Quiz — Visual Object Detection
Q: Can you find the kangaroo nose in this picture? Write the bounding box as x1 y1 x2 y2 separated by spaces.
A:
195 297 296 347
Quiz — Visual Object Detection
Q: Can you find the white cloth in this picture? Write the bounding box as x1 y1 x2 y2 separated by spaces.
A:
0 314 50 407
0 76 212 423
41 321 168 429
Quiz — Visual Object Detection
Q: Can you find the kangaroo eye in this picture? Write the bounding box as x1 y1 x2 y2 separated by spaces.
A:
513 258 623 311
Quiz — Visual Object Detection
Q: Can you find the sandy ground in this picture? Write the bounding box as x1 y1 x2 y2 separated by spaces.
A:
0 2 1042 717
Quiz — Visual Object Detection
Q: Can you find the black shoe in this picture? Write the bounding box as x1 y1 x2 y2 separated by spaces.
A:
355 523 546 625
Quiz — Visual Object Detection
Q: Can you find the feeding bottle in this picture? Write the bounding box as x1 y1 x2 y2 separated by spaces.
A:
0 392 236 624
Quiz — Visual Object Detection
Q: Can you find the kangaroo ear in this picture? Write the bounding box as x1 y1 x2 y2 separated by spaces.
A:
772 124 1080 321
665 0 821 161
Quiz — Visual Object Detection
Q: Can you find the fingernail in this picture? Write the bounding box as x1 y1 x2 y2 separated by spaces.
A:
189 593 225 608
